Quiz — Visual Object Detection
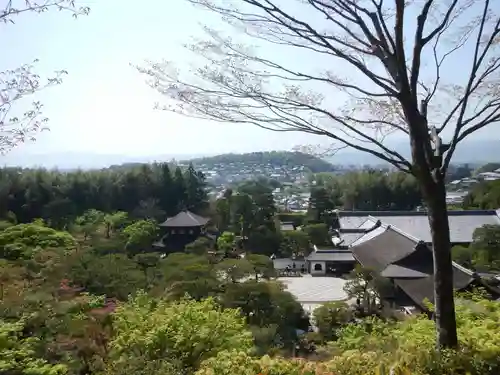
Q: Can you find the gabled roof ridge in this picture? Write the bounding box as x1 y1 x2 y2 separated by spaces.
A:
349 224 389 248
363 215 379 223
339 209 500 217
160 210 209 227
391 241 430 266
357 216 382 230
452 261 475 277
379 222 422 243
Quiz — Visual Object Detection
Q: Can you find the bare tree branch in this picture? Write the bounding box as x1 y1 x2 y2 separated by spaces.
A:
0 1 90 153
138 0 500 177
137 0 500 350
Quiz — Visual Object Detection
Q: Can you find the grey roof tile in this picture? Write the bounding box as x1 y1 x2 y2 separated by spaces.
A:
307 251 355 262
351 228 418 272
339 232 364 246
350 225 388 247
380 264 430 278
395 268 473 308
159 211 210 227
350 226 475 309
338 210 500 243
339 215 368 228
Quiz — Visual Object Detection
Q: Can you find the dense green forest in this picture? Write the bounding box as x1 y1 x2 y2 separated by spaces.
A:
189 151 335 173
0 163 207 226
1 163 500 375
312 171 422 210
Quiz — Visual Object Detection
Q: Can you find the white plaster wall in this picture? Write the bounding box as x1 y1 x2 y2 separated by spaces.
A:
310 261 326 275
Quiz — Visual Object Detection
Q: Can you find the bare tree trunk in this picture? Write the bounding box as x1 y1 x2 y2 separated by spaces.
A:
422 174 458 349
405 99 458 349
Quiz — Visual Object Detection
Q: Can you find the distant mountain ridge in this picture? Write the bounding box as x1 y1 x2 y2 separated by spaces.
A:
0 152 213 170
327 138 500 166
187 151 335 173
1 139 498 169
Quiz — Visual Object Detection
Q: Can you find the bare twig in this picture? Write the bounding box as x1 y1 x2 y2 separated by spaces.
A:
137 0 500 177
0 1 90 153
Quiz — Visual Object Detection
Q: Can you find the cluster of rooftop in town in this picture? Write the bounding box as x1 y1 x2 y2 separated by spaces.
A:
447 168 500 204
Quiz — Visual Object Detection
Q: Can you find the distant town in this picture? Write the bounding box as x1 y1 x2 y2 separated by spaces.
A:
174 151 499 210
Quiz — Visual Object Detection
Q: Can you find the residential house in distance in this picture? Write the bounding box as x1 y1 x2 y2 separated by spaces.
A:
153 210 212 252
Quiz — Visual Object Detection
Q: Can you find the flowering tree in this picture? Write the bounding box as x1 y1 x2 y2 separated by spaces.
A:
0 1 90 153
138 0 500 348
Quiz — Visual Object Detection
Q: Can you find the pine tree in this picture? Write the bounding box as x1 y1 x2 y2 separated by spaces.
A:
309 187 335 222
184 163 207 213
173 166 187 212
157 163 176 215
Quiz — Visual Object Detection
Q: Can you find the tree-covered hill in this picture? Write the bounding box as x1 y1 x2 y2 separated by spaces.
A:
186 151 335 173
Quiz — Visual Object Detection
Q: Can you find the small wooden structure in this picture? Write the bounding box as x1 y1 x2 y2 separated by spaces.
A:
153 210 210 251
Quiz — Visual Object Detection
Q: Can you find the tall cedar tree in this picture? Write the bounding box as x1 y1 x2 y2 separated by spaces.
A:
0 164 208 226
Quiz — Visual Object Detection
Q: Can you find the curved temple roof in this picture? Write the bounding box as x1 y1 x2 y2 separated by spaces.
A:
159 210 210 227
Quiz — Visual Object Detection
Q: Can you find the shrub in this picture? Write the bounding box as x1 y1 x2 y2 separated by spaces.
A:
0 223 76 260
107 294 253 373
198 298 500 375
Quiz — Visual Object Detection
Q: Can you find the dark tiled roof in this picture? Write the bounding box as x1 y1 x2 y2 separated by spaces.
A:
159 211 210 227
350 225 388 247
350 227 419 272
339 232 364 246
380 264 430 278
395 268 473 309
338 210 500 243
351 227 475 309
394 245 434 274
337 218 382 247
307 251 355 262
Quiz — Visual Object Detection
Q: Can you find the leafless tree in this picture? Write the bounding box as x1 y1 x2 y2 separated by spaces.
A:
0 0 90 153
137 0 500 348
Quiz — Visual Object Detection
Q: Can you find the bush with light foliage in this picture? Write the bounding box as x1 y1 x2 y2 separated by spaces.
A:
0 222 76 260
0 320 67 375
197 297 500 375
105 292 253 374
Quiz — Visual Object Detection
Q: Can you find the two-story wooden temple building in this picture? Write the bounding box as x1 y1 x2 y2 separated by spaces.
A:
153 210 212 252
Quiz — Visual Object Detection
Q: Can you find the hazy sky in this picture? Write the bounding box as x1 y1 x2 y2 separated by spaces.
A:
3 0 318 159
1 0 496 161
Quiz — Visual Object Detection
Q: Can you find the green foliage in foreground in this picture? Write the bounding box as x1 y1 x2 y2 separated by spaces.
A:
1 216 500 375
0 320 67 375
106 293 253 373
452 224 500 272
